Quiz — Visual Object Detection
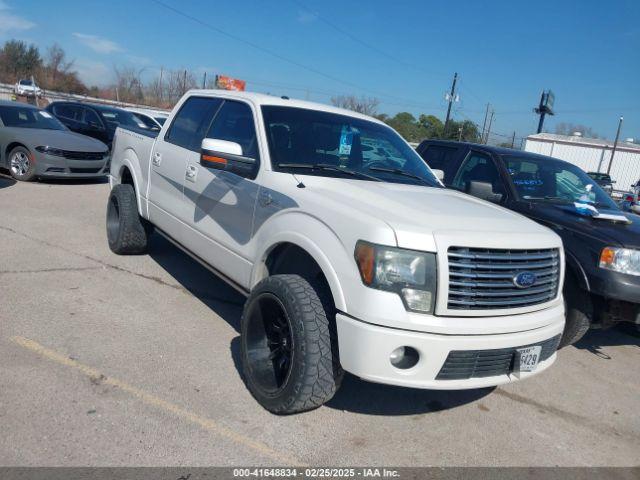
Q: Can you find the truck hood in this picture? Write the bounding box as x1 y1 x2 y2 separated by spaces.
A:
5 127 108 152
524 202 640 249
298 176 559 250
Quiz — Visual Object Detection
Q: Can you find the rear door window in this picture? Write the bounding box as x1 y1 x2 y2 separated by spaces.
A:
54 105 81 121
165 97 223 151
419 145 462 184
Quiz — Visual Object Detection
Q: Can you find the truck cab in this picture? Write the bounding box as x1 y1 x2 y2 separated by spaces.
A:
417 140 640 346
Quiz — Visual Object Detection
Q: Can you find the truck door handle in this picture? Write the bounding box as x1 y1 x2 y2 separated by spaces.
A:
152 152 162 166
185 164 198 182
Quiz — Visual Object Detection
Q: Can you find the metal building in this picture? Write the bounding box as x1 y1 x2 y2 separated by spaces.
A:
524 133 640 192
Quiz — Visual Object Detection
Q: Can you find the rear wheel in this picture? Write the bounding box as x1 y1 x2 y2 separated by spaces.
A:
8 146 36 182
106 184 149 254
241 274 341 414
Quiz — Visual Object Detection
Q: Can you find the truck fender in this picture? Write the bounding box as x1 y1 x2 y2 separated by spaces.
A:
565 249 590 292
115 150 147 219
250 213 349 312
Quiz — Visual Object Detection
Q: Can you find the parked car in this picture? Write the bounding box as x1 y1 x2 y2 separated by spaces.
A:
14 79 43 98
0 101 109 181
619 184 640 214
417 140 640 346
587 171 615 195
46 102 151 149
106 91 566 414
126 108 169 129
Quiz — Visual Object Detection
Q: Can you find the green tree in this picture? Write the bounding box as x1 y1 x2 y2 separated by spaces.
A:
0 40 42 82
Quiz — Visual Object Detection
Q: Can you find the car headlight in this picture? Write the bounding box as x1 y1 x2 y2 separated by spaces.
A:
599 247 640 276
35 146 65 157
354 241 437 313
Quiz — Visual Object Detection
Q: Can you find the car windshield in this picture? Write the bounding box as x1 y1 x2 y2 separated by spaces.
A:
503 154 618 210
95 106 148 129
262 106 440 186
0 106 65 130
19 80 33 86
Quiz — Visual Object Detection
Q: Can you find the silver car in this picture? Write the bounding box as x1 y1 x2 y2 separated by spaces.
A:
0 101 109 181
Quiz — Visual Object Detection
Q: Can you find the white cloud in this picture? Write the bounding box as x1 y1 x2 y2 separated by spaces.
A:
296 10 317 24
0 1 35 32
75 59 112 87
73 33 122 54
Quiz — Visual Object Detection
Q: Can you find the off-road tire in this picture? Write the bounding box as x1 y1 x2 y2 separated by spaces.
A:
241 274 342 414
8 146 37 182
559 275 592 348
106 184 149 255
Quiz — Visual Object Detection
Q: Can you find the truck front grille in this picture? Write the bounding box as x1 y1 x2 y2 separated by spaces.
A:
447 247 560 310
436 335 561 380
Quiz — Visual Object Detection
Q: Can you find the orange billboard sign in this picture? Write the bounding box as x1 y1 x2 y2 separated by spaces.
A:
215 75 246 91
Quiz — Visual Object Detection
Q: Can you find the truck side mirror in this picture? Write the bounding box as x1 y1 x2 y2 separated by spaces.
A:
200 138 256 177
468 180 503 203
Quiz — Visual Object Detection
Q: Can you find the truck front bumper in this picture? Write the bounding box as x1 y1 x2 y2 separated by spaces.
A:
336 306 565 390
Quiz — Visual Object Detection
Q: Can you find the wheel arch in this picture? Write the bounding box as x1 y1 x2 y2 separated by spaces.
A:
564 250 590 292
113 151 145 217
251 228 348 312
4 142 30 166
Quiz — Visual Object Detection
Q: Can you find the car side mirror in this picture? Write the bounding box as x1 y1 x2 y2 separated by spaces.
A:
200 138 256 177
431 169 445 181
88 120 103 130
468 180 503 203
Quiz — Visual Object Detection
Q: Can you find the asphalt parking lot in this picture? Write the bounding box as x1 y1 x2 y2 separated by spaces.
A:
1 174 639 467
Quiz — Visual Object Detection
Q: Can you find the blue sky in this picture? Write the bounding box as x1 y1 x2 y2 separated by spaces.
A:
1 0 638 142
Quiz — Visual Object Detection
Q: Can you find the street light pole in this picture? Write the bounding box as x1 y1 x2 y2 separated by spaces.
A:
606 116 624 175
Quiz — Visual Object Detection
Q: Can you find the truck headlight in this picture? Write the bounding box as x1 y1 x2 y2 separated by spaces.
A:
354 241 437 313
599 247 640 276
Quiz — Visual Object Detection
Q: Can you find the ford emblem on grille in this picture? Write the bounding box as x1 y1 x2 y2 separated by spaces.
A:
513 271 537 288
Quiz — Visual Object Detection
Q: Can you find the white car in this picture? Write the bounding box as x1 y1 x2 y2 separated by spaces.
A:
126 108 169 130
106 90 565 414
14 79 42 98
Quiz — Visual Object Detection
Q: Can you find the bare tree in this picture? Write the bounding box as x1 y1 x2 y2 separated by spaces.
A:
114 66 145 104
555 122 600 139
330 95 380 116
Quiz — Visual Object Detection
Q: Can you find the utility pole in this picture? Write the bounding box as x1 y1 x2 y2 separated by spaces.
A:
480 103 490 143
202 71 207 89
158 67 164 103
484 109 494 144
183 69 188 95
443 72 458 136
457 126 463 141
511 131 516 148
606 116 624 175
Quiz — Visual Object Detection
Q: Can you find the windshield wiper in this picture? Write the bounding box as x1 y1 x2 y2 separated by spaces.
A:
367 166 431 185
277 163 382 182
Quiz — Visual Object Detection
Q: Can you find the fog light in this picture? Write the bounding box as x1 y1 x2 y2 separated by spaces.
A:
390 346 419 369
402 288 432 312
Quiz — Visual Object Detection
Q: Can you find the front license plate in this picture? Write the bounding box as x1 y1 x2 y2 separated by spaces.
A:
515 345 542 372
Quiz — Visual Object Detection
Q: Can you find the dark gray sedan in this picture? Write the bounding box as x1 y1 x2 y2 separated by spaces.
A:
0 101 109 181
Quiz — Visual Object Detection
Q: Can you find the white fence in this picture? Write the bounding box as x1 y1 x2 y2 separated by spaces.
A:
0 82 171 113
524 136 640 192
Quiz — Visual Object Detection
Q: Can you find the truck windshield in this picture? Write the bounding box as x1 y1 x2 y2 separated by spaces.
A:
0 106 65 130
503 154 618 209
262 105 440 186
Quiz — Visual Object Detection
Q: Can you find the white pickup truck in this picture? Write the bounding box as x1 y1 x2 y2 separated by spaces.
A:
106 90 565 414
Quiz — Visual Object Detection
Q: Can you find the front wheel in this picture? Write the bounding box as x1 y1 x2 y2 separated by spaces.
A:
241 274 342 414
8 146 37 181
559 276 592 348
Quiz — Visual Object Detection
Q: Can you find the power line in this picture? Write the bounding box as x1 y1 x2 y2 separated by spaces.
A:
149 0 441 108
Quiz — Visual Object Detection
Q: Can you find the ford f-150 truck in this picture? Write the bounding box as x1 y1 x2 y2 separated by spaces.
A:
106 90 565 414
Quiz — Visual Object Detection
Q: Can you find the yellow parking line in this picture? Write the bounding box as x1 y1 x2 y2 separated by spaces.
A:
10 335 301 466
